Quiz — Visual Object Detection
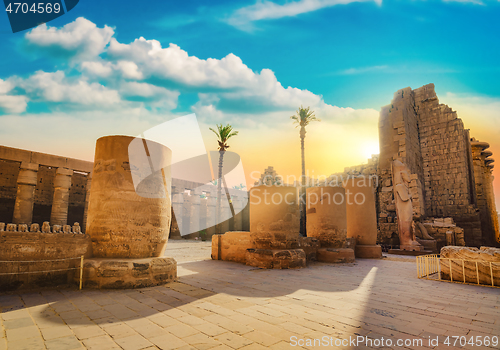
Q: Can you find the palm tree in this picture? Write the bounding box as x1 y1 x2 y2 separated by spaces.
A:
291 106 320 237
209 124 239 236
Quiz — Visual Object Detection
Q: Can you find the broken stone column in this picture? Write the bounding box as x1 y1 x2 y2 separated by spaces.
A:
306 186 354 263
249 185 299 232
87 135 172 257
50 167 73 226
12 162 39 225
345 176 382 258
245 185 305 269
84 135 176 288
306 186 347 247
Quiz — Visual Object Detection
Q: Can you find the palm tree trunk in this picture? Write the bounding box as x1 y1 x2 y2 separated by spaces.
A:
216 150 224 235
300 127 306 237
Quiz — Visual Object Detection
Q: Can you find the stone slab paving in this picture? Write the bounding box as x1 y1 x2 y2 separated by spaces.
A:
1 242 499 350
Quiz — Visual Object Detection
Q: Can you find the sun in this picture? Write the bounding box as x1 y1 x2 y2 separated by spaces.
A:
362 142 380 160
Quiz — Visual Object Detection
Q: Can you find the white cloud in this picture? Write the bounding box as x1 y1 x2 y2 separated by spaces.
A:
107 38 258 89
120 82 179 110
20 71 121 107
25 17 114 60
0 78 28 114
80 60 143 79
0 95 28 114
227 0 382 30
114 61 144 80
80 60 114 77
10 17 378 128
0 79 14 94
105 37 326 112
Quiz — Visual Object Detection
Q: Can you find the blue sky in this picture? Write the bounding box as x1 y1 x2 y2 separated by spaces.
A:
0 0 499 206
1 0 500 109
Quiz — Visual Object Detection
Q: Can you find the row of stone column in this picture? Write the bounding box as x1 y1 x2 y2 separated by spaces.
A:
12 161 82 227
172 186 247 237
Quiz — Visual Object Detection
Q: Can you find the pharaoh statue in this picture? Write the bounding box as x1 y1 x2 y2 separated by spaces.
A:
392 160 423 251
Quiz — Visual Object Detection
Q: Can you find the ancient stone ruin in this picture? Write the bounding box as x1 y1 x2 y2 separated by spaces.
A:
329 84 499 251
212 185 311 268
83 135 176 288
0 221 91 290
211 179 386 267
378 84 499 249
0 135 180 290
306 186 355 263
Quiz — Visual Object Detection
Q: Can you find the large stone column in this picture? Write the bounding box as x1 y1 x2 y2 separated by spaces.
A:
199 194 208 234
12 162 39 225
172 187 184 238
220 199 231 234
170 186 183 239
306 186 354 263
206 189 216 238
249 185 299 233
86 135 172 258
50 167 73 226
306 186 347 248
345 176 382 258
182 191 191 238
233 196 243 231
187 188 201 239
82 172 92 233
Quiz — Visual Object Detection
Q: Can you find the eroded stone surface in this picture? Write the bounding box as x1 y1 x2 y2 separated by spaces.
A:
317 248 355 263
86 135 172 259
245 248 306 269
440 246 500 286
0 230 91 291
81 257 177 289
249 185 299 233
306 186 347 248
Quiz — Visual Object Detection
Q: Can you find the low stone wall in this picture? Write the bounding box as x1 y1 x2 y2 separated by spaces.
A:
0 223 91 291
440 246 500 286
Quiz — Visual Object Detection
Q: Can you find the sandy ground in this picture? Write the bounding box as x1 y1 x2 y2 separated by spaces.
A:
165 240 213 263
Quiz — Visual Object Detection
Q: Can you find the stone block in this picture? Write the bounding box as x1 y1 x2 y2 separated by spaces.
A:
81 257 177 289
440 246 500 286
317 248 355 263
298 236 320 261
211 232 254 263
245 249 306 269
354 245 382 259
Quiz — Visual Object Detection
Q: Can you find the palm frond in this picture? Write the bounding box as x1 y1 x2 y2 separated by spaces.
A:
210 124 239 151
290 106 320 127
